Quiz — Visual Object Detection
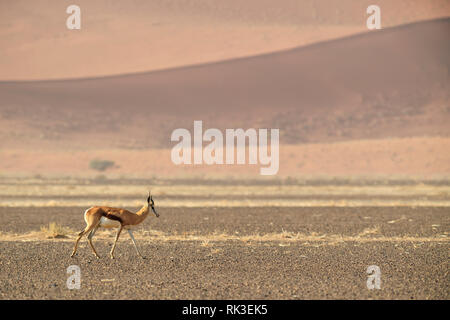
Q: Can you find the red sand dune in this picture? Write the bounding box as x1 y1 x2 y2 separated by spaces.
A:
1 0 449 81
1 137 450 177
0 18 448 150
0 18 449 177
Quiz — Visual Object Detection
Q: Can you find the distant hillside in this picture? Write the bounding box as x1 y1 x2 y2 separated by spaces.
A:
0 18 449 150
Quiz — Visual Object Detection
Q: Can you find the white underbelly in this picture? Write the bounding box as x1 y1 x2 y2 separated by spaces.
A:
99 217 121 229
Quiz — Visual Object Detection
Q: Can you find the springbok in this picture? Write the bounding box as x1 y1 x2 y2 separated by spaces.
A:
71 191 159 259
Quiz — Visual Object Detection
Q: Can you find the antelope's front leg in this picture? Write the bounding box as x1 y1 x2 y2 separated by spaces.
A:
128 229 145 259
110 225 123 259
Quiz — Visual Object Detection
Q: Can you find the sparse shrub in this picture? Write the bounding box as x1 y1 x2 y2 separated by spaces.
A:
40 222 69 238
284 176 297 185
89 159 115 171
93 174 108 182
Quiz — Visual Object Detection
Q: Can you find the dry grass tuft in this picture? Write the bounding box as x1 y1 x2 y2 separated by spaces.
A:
357 226 380 237
40 222 69 239
200 239 211 247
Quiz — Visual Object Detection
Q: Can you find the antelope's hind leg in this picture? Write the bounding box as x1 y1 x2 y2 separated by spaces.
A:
87 225 101 259
71 219 100 258
71 229 86 257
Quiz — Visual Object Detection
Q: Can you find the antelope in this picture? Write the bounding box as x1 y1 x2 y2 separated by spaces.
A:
71 191 159 259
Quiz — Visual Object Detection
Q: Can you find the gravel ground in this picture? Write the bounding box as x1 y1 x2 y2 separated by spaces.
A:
0 206 448 299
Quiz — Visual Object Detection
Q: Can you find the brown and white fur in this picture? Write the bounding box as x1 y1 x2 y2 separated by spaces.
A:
71 192 159 259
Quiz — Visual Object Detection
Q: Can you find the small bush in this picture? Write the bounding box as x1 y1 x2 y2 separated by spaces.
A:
93 174 108 182
89 159 115 172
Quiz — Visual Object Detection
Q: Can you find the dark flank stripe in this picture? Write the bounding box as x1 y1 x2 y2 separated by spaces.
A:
101 212 123 224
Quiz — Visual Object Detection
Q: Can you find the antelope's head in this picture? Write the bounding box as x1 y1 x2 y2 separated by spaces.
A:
147 191 159 218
